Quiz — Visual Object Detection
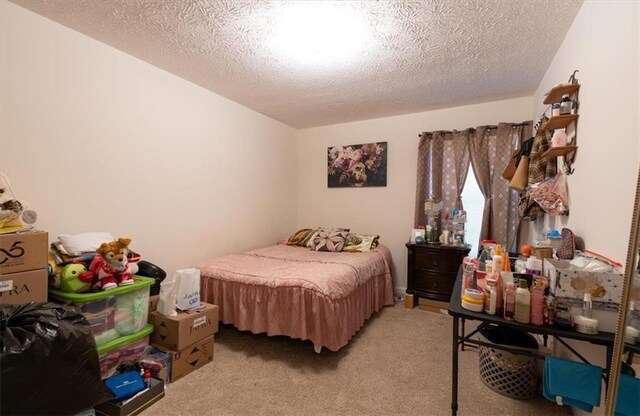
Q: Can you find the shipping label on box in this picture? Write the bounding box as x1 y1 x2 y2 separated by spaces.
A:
0 230 48 275
154 335 214 382
148 302 219 350
0 268 48 305
544 258 623 310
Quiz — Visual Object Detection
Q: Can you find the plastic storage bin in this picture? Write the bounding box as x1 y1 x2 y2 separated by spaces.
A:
97 324 154 379
49 276 154 347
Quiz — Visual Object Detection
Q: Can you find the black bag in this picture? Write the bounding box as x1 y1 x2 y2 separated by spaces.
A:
1 302 114 415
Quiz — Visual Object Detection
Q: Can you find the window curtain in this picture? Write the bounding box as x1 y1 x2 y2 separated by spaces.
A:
468 122 533 252
414 130 470 228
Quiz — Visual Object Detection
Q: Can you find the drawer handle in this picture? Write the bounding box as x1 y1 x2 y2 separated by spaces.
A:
433 260 439 267
432 281 439 288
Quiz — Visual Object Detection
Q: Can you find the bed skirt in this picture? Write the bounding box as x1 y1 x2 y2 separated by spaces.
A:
201 269 393 352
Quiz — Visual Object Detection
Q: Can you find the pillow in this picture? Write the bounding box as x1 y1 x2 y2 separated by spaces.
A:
58 232 115 256
311 228 350 252
306 229 322 248
285 228 315 246
342 233 380 253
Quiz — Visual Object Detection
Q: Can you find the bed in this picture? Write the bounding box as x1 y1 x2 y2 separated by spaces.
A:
197 243 394 352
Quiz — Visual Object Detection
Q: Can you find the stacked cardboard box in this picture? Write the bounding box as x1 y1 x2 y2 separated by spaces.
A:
0 230 48 305
148 302 218 382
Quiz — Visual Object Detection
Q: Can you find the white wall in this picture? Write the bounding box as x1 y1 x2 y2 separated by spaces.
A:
531 2 639 414
0 2 297 274
295 97 533 291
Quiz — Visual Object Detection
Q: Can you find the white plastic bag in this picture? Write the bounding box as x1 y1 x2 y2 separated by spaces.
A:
157 273 178 317
175 268 201 311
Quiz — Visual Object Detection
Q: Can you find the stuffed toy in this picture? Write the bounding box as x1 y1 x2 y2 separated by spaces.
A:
0 171 37 230
60 262 93 293
88 238 139 290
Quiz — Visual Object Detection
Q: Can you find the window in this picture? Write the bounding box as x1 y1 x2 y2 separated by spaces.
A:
461 167 484 257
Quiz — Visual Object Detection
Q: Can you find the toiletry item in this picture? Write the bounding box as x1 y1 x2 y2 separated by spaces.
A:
503 252 511 272
624 326 639 344
514 256 527 273
492 245 505 272
560 94 572 115
582 292 593 319
574 315 599 335
485 260 494 274
544 287 555 325
475 270 487 293
462 288 484 312
515 279 531 324
571 100 578 115
552 103 561 117
554 301 572 328
551 129 568 147
504 282 516 321
426 225 432 243
530 279 545 326
525 256 542 276
484 278 499 315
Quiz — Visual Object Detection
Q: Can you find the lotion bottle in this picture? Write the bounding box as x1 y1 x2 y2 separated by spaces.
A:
515 279 531 324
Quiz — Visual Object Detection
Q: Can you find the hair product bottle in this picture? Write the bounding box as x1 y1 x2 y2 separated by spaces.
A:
530 279 545 326
504 282 516 321
493 245 505 272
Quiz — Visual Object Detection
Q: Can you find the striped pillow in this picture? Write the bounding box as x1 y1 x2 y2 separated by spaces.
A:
311 228 350 252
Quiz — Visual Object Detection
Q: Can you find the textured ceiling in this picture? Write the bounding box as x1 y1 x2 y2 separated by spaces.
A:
11 0 583 128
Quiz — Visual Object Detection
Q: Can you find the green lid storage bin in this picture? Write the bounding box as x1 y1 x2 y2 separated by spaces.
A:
98 324 154 379
49 276 154 347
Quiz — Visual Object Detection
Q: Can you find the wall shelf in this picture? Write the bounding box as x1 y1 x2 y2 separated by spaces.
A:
543 83 581 104
541 145 578 159
541 114 579 131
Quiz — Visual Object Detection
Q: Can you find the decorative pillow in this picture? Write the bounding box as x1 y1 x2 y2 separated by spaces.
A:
306 229 322 248
311 228 350 252
342 233 380 253
285 228 315 246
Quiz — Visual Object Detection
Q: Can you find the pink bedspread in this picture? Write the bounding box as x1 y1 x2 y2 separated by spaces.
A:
197 244 394 351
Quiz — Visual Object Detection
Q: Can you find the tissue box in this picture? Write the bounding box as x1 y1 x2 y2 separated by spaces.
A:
544 259 623 310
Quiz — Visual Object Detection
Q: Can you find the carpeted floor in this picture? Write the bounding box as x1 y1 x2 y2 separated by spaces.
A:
141 303 571 416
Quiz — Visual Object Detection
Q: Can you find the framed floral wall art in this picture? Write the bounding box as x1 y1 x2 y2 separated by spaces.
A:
327 141 387 188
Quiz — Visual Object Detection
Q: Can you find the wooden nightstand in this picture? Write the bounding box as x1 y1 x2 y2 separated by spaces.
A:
405 243 470 307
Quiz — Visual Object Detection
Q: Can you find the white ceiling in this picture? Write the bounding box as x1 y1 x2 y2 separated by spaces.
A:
12 0 583 128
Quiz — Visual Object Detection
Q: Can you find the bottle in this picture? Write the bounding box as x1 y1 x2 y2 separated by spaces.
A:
560 94 572 115
530 278 545 326
484 278 498 315
552 102 561 117
525 256 542 276
515 279 531 324
503 251 511 272
504 282 516 321
582 292 593 319
544 286 555 325
493 245 505 272
485 260 494 274
551 129 567 147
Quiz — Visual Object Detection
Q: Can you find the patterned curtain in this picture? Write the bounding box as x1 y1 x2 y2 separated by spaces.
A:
414 130 470 228
468 122 532 252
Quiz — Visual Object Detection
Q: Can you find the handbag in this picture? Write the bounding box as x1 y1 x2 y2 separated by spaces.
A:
509 155 529 191
557 228 576 260
502 149 520 180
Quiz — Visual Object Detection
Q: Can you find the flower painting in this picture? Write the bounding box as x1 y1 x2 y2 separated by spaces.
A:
327 142 387 188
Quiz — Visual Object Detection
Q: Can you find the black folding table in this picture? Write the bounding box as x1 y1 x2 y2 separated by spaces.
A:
447 271 616 416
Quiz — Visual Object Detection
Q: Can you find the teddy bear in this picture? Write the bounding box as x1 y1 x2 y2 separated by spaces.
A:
87 238 139 290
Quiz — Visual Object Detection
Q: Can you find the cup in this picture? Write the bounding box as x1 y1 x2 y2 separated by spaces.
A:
443 230 450 245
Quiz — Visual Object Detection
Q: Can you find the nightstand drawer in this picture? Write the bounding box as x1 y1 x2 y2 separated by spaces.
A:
413 271 455 295
414 249 461 273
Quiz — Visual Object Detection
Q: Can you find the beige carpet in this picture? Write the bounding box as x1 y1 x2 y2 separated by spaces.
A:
141 303 571 416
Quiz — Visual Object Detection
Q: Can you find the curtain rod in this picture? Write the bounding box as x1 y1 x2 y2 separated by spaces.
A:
418 121 531 137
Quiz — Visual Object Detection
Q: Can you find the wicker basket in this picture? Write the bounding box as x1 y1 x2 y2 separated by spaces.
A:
478 326 539 400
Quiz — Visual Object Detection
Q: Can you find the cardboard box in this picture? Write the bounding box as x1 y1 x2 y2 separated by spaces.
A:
94 377 165 416
154 335 214 382
0 268 47 305
0 230 48 275
544 258 623 310
148 302 218 350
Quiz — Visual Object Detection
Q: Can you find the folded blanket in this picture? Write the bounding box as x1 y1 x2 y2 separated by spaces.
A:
343 234 380 253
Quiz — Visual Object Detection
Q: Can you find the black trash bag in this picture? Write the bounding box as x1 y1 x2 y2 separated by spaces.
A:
1 302 114 415
136 260 166 296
